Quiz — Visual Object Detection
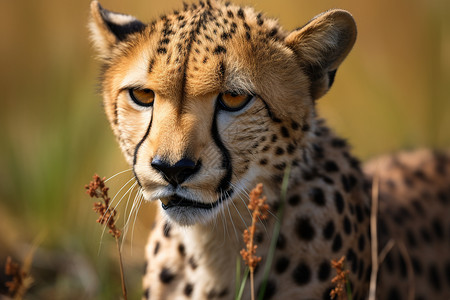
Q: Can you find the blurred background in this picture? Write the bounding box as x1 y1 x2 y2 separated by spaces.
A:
0 0 448 298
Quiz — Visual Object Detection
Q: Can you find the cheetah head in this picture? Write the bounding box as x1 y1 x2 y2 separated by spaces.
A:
90 1 356 226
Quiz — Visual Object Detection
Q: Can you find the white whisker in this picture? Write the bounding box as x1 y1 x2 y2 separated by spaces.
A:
105 168 133 183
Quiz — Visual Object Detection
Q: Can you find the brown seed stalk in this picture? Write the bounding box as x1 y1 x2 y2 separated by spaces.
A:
330 256 349 300
240 183 269 300
85 174 127 299
4 256 33 300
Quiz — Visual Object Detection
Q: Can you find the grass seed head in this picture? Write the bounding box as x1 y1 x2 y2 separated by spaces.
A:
330 256 349 300
85 174 121 238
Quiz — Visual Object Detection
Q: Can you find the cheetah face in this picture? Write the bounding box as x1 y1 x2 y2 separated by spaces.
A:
90 1 356 225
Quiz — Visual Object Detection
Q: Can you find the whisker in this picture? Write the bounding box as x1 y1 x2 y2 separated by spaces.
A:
130 192 144 255
105 168 133 183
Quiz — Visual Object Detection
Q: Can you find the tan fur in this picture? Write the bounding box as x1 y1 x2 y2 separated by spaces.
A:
90 1 450 299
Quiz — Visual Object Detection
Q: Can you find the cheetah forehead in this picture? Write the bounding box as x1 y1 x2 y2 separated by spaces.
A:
112 1 292 98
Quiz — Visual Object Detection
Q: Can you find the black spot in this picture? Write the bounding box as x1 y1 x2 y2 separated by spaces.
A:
245 31 251 40
444 262 450 285
358 259 365 280
341 175 351 192
163 222 172 237
274 162 286 171
148 59 155 73
255 232 264 244
269 28 278 37
358 235 365 252
291 121 299 130
154 241 160 255
321 175 334 185
227 10 234 18
157 47 167 54
318 260 331 281
324 161 339 172
421 227 432 243
287 144 296 154
311 188 326 206
355 205 364 222
207 290 216 299
347 248 358 274
334 191 345 214
288 194 301 206
259 158 268 165
302 123 310 132
160 38 170 45
437 190 449 204
276 233 286 249
217 62 226 79
178 243 186 256
295 217 316 241
218 288 229 297
411 257 422 275
432 218 444 239
257 13 264 25
188 256 198 269
292 262 311 285
280 126 289 138
237 8 245 19
184 283 193 296
322 287 333 300
257 279 276 300
221 32 230 40
213 45 227 55
271 134 278 142
313 144 324 158
411 200 425 216
275 256 290 274
384 250 395 273
388 287 402 300
343 216 352 235
331 138 347 148
398 252 408 278
406 230 417 247
143 287 150 298
323 220 335 240
429 264 442 291
331 234 342 252
159 267 175 284
275 147 284 155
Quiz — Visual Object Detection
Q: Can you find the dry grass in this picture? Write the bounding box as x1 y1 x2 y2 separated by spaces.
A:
3 256 33 300
240 183 269 300
85 174 127 300
330 256 350 300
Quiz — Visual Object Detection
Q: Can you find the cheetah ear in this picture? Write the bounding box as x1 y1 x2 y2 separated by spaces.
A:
286 9 356 100
89 1 145 57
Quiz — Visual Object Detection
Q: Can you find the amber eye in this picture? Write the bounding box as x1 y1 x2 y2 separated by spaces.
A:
218 92 252 111
129 88 155 107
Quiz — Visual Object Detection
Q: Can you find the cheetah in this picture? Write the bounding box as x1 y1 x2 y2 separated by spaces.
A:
89 1 450 299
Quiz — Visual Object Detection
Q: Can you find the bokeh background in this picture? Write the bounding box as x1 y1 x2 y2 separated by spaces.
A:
0 0 449 298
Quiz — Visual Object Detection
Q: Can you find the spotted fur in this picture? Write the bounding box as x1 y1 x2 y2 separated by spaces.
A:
90 1 450 299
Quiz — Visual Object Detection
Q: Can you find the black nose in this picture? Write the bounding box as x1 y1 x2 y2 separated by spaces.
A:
151 156 200 186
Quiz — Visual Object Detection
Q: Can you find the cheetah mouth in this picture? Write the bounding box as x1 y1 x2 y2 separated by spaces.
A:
160 195 222 210
159 189 234 211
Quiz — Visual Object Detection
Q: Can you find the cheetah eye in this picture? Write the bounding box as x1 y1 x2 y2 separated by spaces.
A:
128 88 155 107
218 92 253 112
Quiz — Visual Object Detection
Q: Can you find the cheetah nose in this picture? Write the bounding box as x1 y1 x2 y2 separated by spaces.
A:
151 156 200 186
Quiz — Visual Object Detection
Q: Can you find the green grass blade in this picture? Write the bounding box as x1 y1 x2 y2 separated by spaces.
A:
236 267 249 300
258 164 291 300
